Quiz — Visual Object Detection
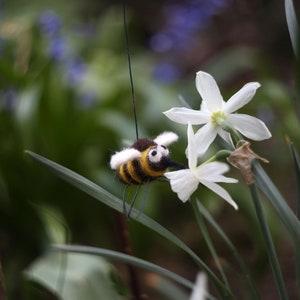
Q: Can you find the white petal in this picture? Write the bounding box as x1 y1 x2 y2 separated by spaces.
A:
194 123 218 156
165 170 199 202
196 71 223 112
227 114 272 140
163 107 209 125
190 272 208 300
217 128 234 148
154 131 178 146
187 123 197 169
195 162 238 183
200 179 238 210
110 148 141 169
223 82 260 114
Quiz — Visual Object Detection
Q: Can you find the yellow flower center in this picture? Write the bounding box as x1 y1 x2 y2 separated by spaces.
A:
211 111 227 126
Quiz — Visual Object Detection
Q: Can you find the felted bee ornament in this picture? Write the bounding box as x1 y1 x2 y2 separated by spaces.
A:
110 132 185 185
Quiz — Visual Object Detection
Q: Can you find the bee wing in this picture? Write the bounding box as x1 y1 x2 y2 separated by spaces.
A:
110 148 142 170
154 131 179 146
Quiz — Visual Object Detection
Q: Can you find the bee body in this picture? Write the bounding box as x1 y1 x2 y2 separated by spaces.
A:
110 132 183 185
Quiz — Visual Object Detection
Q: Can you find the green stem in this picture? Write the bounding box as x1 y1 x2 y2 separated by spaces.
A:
220 121 243 146
0 258 6 300
205 150 232 164
296 244 300 298
196 200 261 300
190 198 230 288
249 184 288 300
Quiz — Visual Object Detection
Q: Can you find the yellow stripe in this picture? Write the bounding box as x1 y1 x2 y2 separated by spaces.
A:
141 149 166 177
127 161 143 184
118 165 130 184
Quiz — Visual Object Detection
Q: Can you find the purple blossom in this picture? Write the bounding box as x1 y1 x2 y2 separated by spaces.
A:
149 0 231 53
77 91 97 109
2 87 17 110
38 10 62 38
48 36 68 61
66 58 86 86
152 62 181 83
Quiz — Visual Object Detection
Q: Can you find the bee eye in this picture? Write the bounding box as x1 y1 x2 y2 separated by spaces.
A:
151 150 157 156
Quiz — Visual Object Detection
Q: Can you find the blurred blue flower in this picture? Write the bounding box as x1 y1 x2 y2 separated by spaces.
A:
2 87 18 110
66 57 86 86
38 10 62 38
48 35 68 61
77 91 97 109
149 0 231 53
152 62 181 83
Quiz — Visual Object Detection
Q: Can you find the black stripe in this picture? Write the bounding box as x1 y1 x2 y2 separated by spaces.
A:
118 164 139 184
132 159 152 183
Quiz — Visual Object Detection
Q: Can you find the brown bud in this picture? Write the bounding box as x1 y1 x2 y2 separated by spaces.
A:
228 141 269 185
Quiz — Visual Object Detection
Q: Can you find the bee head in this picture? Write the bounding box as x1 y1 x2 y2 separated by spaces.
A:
147 144 170 165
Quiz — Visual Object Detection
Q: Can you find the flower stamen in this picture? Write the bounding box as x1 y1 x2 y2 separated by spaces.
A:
211 111 226 126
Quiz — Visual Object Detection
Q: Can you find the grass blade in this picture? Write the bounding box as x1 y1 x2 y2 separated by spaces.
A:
284 0 299 57
252 160 300 244
286 137 300 219
52 244 194 290
25 150 234 299
195 200 261 300
249 184 288 300
285 138 300 296
190 198 229 287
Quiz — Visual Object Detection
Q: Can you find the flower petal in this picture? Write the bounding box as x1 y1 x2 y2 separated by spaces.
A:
194 162 238 183
190 272 208 300
227 113 272 140
217 128 234 148
194 123 218 156
196 71 223 112
163 107 209 125
200 179 238 210
165 170 199 202
187 123 197 169
223 82 260 114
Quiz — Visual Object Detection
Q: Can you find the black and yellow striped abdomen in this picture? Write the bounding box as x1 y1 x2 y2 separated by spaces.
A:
117 147 168 184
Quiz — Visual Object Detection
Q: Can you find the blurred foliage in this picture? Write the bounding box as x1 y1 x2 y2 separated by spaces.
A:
0 0 299 299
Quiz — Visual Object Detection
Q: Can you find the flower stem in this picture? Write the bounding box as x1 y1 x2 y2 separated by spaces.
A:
220 121 243 146
204 150 232 164
115 211 145 299
190 198 230 288
0 258 7 300
196 200 261 299
249 183 288 300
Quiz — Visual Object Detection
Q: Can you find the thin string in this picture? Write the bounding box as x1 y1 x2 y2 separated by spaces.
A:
122 0 139 140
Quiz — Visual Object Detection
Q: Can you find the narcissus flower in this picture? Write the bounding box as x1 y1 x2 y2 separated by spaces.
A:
164 123 238 209
164 71 272 155
190 273 208 300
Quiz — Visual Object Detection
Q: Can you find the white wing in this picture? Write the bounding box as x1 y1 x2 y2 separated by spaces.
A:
154 131 178 146
110 148 141 170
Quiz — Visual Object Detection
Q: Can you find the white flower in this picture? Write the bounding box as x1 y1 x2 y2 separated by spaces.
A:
165 123 238 209
190 273 208 300
164 71 272 155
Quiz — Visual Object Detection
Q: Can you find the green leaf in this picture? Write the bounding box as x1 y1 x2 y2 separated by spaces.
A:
286 137 300 219
24 251 125 300
284 0 299 57
285 138 300 296
51 244 194 290
34 203 69 244
195 200 261 300
249 184 288 300
252 160 300 244
25 151 233 299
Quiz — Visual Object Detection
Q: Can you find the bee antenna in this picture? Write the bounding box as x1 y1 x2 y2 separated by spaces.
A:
122 0 139 140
